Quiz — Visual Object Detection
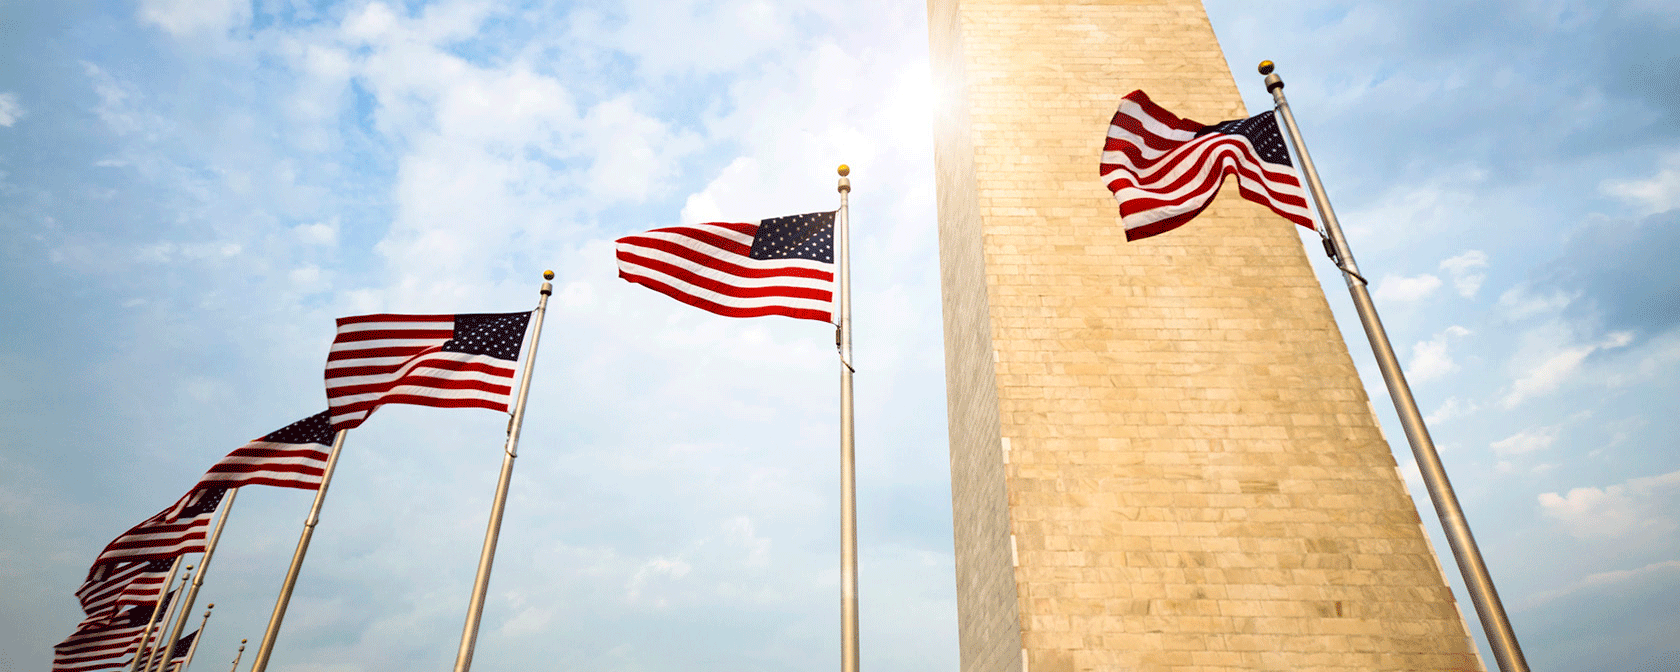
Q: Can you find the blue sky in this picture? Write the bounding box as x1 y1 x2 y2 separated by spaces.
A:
2 1 1677 671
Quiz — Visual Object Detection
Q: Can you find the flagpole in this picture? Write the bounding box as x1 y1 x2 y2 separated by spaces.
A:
248 429 350 672
156 490 237 672
452 270 554 672
1259 60 1529 672
129 557 185 672
144 564 195 672
176 604 213 672
836 165 860 672
227 640 246 672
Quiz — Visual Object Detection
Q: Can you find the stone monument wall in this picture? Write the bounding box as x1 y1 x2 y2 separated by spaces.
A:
928 1 1486 670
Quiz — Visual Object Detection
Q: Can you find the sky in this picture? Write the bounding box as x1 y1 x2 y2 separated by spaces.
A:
1 1 1677 671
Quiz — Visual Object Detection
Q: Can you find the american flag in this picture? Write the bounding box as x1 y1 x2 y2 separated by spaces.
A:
157 630 197 672
89 487 226 568
1100 90 1314 241
325 312 532 431
614 211 836 323
76 559 173 621
52 603 153 672
196 411 334 490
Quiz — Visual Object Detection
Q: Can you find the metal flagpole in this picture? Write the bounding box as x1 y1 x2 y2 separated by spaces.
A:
129 557 185 672
227 640 246 672
248 429 350 672
836 164 860 672
145 565 195 672
1258 60 1530 672
155 490 237 672
452 270 554 672
175 604 213 672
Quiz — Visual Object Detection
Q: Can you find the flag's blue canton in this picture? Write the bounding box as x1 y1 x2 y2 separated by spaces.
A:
1196 112 1293 167
262 411 334 445
441 312 531 361
169 631 197 657
178 487 226 518
749 211 835 263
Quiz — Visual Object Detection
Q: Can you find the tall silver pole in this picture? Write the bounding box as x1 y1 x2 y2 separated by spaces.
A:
129 557 185 672
248 429 349 672
156 490 237 672
175 604 213 672
145 566 195 672
1259 60 1529 672
452 271 554 672
227 640 246 672
836 165 860 672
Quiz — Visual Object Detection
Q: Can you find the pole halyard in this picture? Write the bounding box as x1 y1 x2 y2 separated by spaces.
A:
1258 60 1529 672
248 429 349 672
452 271 554 672
836 165 860 672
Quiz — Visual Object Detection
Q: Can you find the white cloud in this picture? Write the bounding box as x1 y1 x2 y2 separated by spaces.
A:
1538 469 1680 538
1502 330 1635 407
1497 284 1575 320
1408 325 1470 382
724 516 772 568
1490 424 1560 455
1425 396 1479 424
288 264 331 294
137 0 250 36
1439 250 1488 298
1602 150 1680 215
0 92 23 127
569 0 795 79
1339 166 1485 252
578 96 702 202
626 557 691 603
1373 273 1442 303
1523 559 1680 609
293 219 339 246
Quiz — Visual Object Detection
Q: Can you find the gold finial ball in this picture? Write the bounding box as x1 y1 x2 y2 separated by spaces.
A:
207 603 215 608
837 164 850 177
542 270 555 281
241 639 248 644
1258 60 1275 76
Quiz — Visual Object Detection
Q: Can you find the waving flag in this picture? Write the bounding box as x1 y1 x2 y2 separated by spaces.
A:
89 488 226 568
52 603 153 672
158 630 198 672
196 411 334 490
615 211 836 322
325 312 532 430
76 559 174 621
1100 90 1313 241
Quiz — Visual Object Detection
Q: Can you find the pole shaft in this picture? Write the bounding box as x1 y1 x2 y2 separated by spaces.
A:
452 278 553 672
157 490 237 672
227 643 245 672
177 607 212 672
129 556 184 672
1264 68 1529 672
837 171 859 672
146 571 193 672
248 429 349 672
